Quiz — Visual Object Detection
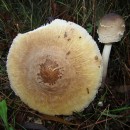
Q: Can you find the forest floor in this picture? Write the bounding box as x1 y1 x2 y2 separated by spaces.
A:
0 0 130 130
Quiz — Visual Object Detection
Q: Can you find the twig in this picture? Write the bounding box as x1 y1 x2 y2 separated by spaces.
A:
27 111 79 126
82 0 86 26
92 0 96 37
81 117 112 129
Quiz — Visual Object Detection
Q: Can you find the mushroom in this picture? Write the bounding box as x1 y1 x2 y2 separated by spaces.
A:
97 13 125 82
7 19 103 115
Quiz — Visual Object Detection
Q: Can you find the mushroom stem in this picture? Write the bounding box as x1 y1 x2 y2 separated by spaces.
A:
102 44 112 82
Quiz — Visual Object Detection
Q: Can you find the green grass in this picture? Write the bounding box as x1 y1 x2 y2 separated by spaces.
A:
0 0 130 130
0 100 15 130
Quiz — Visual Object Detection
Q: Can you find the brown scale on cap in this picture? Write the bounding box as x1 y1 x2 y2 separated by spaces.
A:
64 32 67 38
95 55 98 61
66 51 71 56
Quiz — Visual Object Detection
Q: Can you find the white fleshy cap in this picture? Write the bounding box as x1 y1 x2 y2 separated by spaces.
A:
7 19 103 115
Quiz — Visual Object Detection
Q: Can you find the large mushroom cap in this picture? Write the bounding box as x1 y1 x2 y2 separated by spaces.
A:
7 19 102 115
97 13 125 43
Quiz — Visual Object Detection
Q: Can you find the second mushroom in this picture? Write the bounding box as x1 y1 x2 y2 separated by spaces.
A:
97 13 125 82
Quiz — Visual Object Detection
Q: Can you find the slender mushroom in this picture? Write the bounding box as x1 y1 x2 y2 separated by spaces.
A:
7 19 103 115
97 13 125 82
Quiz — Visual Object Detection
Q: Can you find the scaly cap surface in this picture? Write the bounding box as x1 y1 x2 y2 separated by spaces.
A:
7 19 102 115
